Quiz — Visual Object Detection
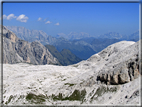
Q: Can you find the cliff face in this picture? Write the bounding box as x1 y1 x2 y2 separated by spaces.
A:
2 26 59 65
71 40 141 86
96 41 140 85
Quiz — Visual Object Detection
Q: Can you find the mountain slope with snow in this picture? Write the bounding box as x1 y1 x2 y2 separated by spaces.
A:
3 40 141 106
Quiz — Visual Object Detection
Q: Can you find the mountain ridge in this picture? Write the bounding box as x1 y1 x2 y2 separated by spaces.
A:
1 26 59 65
3 40 141 105
45 44 82 66
6 26 140 60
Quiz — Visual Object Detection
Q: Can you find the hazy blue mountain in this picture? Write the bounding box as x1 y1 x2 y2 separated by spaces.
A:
6 26 58 45
45 45 82 66
56 32 93 40
6 26 139 60
6 26 95 59
128 31 139 42
72 37 95 44
98 32 123 39
53 39 96 60
69 38 120 57
98 31 140 42
90 38 120 52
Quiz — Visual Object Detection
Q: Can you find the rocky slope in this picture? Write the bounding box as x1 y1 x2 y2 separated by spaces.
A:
45 45 82 66
3 40 141 106
1 26 59 65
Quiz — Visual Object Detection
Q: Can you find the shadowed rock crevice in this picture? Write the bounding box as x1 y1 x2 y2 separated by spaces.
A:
97 55 140 85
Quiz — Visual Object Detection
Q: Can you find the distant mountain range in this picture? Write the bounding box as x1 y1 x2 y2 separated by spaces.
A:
56 31 139 42
127 31 139 41
98 32 123 39
52 39 95 59
98 31 139 42
6 26 96 59
1 26 59 65
56 32 93 40
6 26 58 45
6 26 139 60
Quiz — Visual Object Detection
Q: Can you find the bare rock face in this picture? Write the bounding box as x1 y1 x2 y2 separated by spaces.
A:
2 26 59 65
96 40 140 85
97 58 140 85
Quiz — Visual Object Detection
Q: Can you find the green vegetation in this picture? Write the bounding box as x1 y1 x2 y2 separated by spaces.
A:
26 93 46 104
5 95 14 105
64 83 75 86
52 89 86 102
72 64 79 67
62 78 66 81
90 86 117 102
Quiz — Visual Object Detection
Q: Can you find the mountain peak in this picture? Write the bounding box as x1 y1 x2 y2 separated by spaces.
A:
56 32 91 40
3 26 60 65
98 32 122 39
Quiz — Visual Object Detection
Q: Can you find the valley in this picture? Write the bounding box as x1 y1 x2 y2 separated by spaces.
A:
6 26 139 60
1 26 141 106
2 2 141 106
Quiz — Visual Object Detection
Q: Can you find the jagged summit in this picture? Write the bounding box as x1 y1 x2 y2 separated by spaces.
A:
2 26 59 65
6 26 57 45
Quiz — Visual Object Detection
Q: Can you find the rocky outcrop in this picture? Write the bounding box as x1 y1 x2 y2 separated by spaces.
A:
96 40 140 85
97 56 140 85
2 26 59 65
72 40 140 85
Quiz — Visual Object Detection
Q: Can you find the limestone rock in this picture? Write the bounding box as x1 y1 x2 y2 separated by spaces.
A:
96 40 140 85
3 40 141 105
2 26 59 65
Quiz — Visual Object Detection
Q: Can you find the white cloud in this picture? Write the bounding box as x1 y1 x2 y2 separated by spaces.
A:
38 17 42 21
45 21 51 24
0 15 6 20
7 14 16 20
3 14 7 19
16 14 28 22
55 22 59 25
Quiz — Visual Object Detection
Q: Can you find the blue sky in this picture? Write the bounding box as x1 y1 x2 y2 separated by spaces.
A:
3 2 139 37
